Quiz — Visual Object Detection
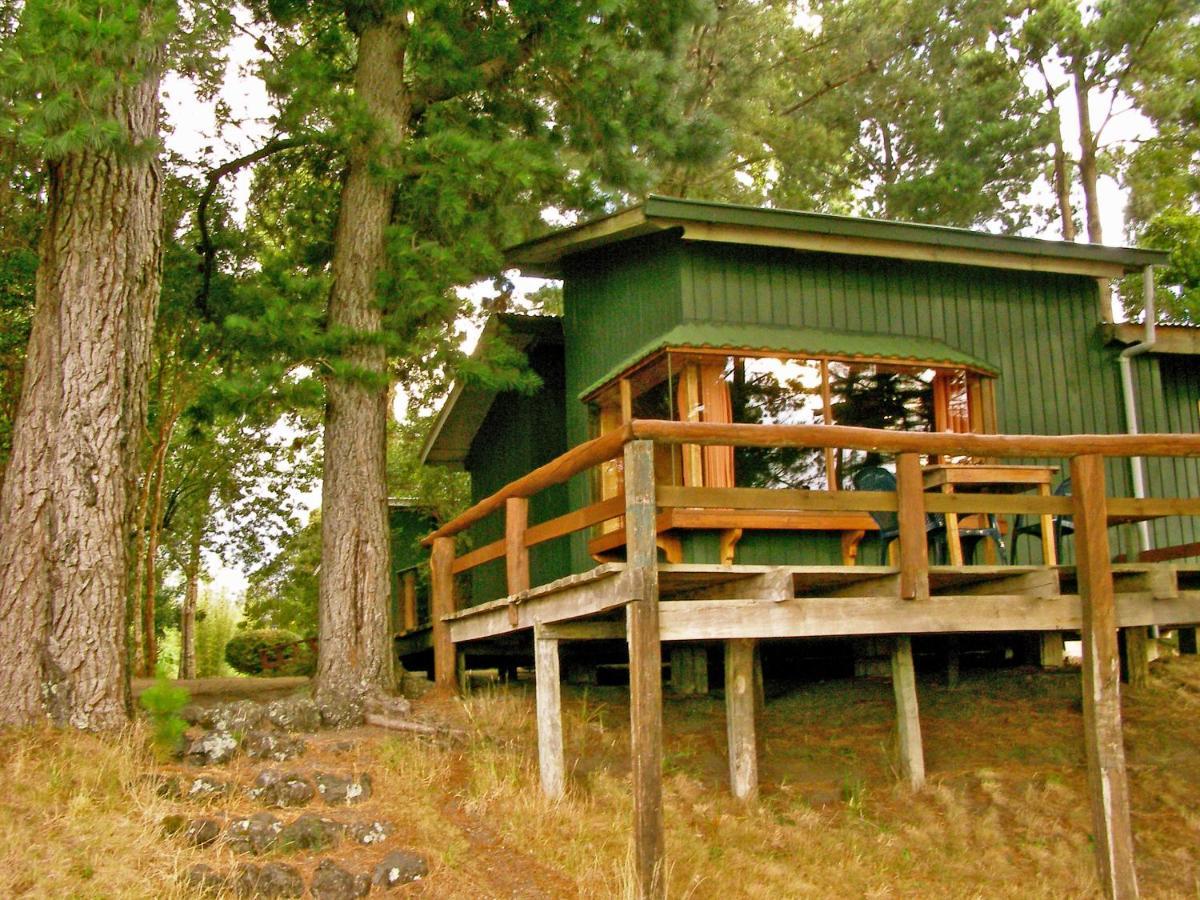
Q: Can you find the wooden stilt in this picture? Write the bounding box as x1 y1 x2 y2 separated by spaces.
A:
1071 454 1139 900
946 635 960 689
1178 627 1198 655
401 569 417 632
1123 628 1150 689
1040 632 1066 669
430 536 457 692
624 440 665 900
891 635 925 791
534 629 565 799
753 644 765 712
724 638 759 802
692 646 709 695
671 646 693 695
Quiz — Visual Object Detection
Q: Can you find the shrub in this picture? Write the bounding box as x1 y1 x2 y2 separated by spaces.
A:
224 628 312 676
138 679 190 757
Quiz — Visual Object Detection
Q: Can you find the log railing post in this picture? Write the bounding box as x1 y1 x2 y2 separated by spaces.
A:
624 439 665 900
1071 454 1139 900
896 453 930 601
506 496 530 597
402 569 417 632
431 536 458 692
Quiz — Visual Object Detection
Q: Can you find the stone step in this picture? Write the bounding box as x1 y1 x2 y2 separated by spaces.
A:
183 850 428 897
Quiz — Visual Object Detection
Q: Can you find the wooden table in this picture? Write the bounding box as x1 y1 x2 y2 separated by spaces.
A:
922 464 1060 565
587 507 879 566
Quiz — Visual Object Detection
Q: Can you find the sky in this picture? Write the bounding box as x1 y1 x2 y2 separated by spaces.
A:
159 12 1155 595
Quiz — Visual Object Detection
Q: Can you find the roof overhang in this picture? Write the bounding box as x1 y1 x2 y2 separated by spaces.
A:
1103 322 1200 355
506 195 1170 280
420 313 563 467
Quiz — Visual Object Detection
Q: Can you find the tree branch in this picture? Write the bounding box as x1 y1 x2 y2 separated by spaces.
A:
195 135 312 316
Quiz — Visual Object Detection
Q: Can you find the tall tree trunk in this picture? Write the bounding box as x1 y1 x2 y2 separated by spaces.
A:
179 525 200 681
316 16 409 706
1037 66 1077 242
140 439 169 676
0 61 163 729
1073 67 1103 244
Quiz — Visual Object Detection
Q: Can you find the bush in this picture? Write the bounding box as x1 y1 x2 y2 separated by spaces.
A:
224 628 314 676
138 679 190 757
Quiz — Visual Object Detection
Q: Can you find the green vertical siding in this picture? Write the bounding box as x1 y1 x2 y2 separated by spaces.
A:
464 342 571 603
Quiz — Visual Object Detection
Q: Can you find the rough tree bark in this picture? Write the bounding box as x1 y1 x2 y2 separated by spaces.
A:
179 526 201 680
315 15 409 707
0 59 163 729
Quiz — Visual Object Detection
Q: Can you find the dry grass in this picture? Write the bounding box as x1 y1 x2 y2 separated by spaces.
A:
2 657 1199 898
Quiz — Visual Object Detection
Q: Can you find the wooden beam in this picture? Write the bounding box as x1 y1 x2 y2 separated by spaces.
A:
624 440 665 900
446 566 637 643
430 537 457 692
656 591 1200 641
534 630 565 799
891 636 925 791
629 419 1200 460
536 620 626 641
725 639 759 802
506 497 530 596
896 453 930 601
1071 454 1140 900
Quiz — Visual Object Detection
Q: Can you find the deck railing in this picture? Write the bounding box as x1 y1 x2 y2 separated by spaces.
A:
421 420 1200 900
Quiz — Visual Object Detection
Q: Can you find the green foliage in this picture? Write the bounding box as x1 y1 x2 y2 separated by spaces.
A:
224 627 304 676
138 678 190 755
243 515 322 636
194 590 239 678
1120 209 1200 324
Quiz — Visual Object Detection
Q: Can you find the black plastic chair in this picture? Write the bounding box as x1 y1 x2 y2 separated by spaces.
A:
954 512 1009 565
1012 477 1074 563
850 466 945 564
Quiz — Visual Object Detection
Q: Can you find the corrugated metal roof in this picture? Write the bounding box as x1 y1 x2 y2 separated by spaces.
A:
579 322 999 400
506 195 1169 278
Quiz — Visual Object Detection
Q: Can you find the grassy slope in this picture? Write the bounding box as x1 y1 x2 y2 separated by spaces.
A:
2 657 1198 898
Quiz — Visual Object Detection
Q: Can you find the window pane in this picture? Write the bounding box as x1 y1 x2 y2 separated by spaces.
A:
728 357 827 489
830 362 935 486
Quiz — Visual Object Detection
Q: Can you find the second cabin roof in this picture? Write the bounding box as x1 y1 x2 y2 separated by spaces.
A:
506 195 1168 279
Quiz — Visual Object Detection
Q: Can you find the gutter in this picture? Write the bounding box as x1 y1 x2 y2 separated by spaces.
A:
1117 265 1157 554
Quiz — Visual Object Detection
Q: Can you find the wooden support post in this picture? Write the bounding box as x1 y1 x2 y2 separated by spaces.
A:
671 646 693 695
1123 628 1151 689
1179 627 1198 655
891 635 925 791
505 496 530 595
724 638 759 803
431 536 458 692
624 440 665 900
1040 632 1066 669
946 635 960 689
402 570 417 632
753 645 765 712
534 629 565 799
896 453 930 601
1071 454 1139 900
692 647 709 696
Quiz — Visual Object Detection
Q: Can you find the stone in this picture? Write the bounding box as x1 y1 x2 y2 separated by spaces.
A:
315 772 372 806
184 816 223 847
318 696 365 729
224 811 283 855
277 813 343 851
243 730 307 762
249 769 315 807
265 697 323 733
147 772 182 799
209 700 267 735
160 813 187 835
187 773 231 802
347 819 394 845
371 850 428 887
180 703 209 727
229 863 262 898
256 862 305 898
183 863 226 894
309 859 369 899
185 729 240 766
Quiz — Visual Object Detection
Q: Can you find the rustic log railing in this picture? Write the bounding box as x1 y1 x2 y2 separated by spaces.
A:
422 420 1200 900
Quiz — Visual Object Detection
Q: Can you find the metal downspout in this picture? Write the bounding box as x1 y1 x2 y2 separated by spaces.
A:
1117 265 1157 556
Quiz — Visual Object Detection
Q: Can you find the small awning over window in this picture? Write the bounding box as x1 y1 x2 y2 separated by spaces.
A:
580 322 999 400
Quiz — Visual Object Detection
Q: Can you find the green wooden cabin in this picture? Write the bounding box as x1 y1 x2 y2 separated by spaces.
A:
422 197 1196 607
